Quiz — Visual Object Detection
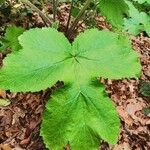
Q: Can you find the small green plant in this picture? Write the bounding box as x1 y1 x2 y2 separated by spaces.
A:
0 26 25 52
0 27 141 149
140 81 150 97
124 1 150 36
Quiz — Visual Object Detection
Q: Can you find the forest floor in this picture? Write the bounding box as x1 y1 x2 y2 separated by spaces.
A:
0 3 150 150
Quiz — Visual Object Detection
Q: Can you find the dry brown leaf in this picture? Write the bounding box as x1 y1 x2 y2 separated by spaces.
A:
113 142 131 150
0 89 6 98
117 106 133 126
0 144 12 150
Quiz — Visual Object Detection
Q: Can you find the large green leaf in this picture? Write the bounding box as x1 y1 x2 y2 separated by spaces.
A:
99 0 129 28
0 28 140 92
0 28 72 92
0 28 141 149
71 29 140 80
41 82 120 150
0 26 25 52
124 1 150 36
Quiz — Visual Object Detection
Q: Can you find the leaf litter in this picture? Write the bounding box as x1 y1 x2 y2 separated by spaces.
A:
0 3 150 150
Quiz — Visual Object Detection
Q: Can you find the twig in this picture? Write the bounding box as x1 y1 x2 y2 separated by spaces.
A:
20 0 52 26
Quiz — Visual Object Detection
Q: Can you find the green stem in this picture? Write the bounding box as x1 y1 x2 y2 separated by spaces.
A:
67 0 92 36
66 0 74 33
20 0 52 26
53 0 58 22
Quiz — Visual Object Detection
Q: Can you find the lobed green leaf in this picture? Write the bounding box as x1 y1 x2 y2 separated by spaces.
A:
41 82 120 150
99 0 129 28
0 28 141 92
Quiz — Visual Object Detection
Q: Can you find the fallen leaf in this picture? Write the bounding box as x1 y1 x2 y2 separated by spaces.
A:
0 144 12 150
113 142 130 150
0 89 6 98
0 98 11 106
